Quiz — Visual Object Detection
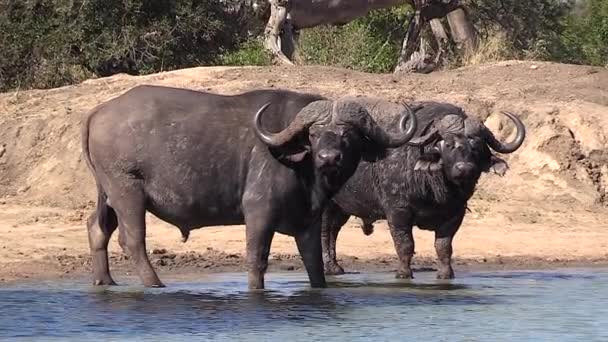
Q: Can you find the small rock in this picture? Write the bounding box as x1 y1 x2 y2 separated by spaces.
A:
151 248 167 255
530 65 538 70
161 253 176 260
154 259 166 266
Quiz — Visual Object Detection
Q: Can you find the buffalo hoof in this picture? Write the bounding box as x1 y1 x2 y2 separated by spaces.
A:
93 278 117 286
436 269 455 280
324 263 345 275
395 270 414 279
145 282 166 288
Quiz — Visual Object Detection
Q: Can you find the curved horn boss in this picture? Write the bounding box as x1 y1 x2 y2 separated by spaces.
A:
332 100 418 148
253 100 418 148
253 102 319 147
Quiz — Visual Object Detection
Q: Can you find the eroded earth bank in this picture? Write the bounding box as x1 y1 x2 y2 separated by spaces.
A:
0 61 607 283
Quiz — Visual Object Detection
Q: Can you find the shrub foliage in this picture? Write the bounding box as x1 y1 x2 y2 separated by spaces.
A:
0 0 605 92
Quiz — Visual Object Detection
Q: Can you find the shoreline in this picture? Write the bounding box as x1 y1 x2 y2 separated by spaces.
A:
2 248 608 286
1 201 608 286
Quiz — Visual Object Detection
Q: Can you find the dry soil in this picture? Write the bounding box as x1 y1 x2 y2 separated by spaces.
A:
0 61 607 284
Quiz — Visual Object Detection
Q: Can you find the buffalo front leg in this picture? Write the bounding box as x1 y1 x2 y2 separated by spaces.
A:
325 224 344 275
435 212 464 279
387 210 415 279
321 202 349 275
87 204 118 286
244 219 275 290
296 222 327 288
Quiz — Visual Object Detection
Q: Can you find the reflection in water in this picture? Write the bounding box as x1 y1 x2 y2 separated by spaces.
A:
1 269 607 341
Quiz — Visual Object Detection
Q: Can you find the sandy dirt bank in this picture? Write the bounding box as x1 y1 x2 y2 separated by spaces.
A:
1 61 607 284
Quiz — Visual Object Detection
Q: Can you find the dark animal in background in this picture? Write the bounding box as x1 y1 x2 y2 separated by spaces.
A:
321 98 526 279
81 86 418 289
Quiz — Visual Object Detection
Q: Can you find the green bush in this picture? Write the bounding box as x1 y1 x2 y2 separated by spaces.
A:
559 0 608 66
1 0 606 92
0 0 259 91
297 6 412 73
220 38 271 66
467 0 573 61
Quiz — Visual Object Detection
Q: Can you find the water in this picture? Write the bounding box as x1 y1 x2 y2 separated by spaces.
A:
1 268 607 341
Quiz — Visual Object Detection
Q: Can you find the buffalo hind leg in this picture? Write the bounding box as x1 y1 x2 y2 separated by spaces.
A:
113 187 163 288
118 226 129 256
87 203 118 286
296 221 327 288
387 210 415 279
321 202 349 275
435 212 464 279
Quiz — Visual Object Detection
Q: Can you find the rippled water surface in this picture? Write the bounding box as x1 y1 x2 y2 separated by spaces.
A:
1 268 607 341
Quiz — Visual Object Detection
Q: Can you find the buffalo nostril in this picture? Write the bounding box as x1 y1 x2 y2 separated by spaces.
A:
455 162 475 173
333 152 342 163
318 151 342 164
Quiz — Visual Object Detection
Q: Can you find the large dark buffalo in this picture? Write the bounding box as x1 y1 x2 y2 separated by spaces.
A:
321 98 525 279
81 85 417 289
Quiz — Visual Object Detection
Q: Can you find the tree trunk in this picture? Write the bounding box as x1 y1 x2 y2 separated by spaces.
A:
394 11 426 73
446 7 476 53
429 18 448 65
264 0 294 65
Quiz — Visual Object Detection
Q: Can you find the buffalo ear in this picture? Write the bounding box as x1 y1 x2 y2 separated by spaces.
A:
488 155 509 176
274 146 310 164
414 151 442 172
360 137 388 162
269 139 311 165
283 149 309 163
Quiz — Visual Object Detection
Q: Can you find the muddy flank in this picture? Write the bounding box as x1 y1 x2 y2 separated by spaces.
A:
0 61 607 284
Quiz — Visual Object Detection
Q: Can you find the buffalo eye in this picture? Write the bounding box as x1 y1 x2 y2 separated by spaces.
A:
439 140 451 150
341 135 351 148
431 140 444 153
341 129 355 144
468 137 480 146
